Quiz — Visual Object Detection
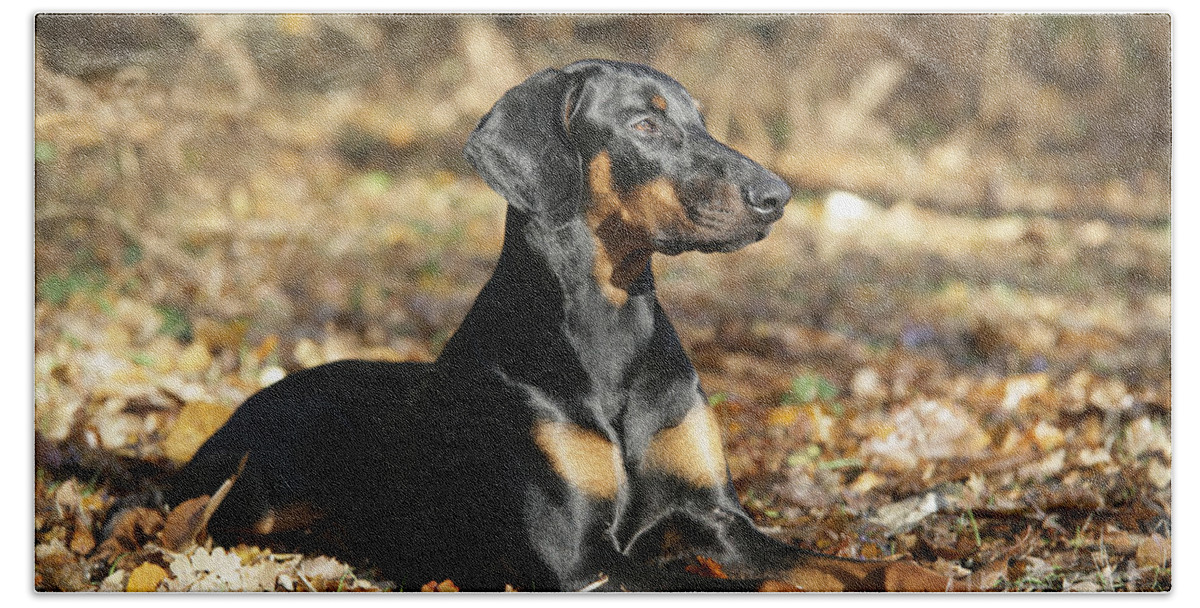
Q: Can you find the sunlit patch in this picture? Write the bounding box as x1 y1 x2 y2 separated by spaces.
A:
823 190 877 233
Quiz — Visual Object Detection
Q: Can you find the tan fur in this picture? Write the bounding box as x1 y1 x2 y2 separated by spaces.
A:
650 94 668 111
252 502 321 535
585 151 689 307
643 403 727 487
533 420 626 499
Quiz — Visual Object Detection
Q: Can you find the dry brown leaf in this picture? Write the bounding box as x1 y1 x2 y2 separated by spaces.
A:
685 555 729 579
421 579 459 592
69 522 95 555
158 496 210 552
95 507 165 562
1031 420 1065 451
1102 528 1142 555
759 579 803 592
1135 533 1170 568
880 560 966 592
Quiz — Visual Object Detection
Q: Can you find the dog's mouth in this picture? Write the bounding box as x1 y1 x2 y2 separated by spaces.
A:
651 181 782 255
654 225 772 255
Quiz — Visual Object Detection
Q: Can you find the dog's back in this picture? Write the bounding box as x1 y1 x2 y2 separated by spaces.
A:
166 361 432 563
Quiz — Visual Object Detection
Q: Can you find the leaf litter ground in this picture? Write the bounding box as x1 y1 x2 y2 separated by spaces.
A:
34 177 1170 592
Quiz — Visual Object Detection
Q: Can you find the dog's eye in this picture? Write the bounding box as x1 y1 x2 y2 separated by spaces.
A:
632 118 660 134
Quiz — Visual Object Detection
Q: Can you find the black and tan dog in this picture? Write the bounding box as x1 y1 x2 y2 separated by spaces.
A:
169 59 963 592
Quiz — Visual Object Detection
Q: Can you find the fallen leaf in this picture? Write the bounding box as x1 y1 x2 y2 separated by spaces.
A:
869 492 940 534
1123 416 1171 459
849 470 884 494
1031 419 1065 451
686 555 729 579
69 523 95 555
176 342 213 374
298 555 351 589
126 562 167 592
1067 580 1100 592
1018 449 1065 479
158 496 210 552
193 318 249 354
95 507 165 563
759 579 803 592
1002 373 1048 411
1146 458 1171 489
253 334 280 361
99 569 127 592
766 405 802 427
1102 528 1142 555
1135 533 1170 568
53 478 82 511
421 579 459 592
850 367 887 401
161 401 235 464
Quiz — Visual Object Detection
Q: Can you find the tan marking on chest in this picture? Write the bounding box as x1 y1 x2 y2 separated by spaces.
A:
585 151 689 307
533 420 626 499
643 404 727 487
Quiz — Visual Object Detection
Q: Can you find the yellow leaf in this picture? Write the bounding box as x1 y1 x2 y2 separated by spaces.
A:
127 562 168 592
766 405 801 427
162 402 235 464
253 334 280 362
176 342 212 374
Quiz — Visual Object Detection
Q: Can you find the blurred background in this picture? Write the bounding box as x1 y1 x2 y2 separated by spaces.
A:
33 14 1173 592
34 13 1170 383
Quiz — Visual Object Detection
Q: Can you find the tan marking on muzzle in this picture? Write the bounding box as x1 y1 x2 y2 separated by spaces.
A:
586 151 691 307
643 403 727 487
533 420 626 499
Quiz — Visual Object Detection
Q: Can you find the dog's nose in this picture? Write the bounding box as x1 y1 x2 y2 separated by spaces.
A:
745 174 792 220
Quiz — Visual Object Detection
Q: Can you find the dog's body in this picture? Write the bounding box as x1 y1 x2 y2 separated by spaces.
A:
169 60 961 591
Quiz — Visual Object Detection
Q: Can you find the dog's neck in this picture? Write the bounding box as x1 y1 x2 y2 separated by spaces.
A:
436 208 693 414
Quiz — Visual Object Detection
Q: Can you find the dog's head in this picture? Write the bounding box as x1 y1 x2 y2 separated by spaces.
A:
465 60 790 295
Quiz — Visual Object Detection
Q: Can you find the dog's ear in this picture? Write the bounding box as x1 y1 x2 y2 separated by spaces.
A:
464 68 582 216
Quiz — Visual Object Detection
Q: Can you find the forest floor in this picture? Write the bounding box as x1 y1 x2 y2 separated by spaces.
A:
34 172 1170 592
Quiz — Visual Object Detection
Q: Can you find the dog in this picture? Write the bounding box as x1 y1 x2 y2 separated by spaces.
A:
168 59 965 592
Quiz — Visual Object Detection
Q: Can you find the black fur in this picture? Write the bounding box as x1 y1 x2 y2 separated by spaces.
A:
169 60 834 591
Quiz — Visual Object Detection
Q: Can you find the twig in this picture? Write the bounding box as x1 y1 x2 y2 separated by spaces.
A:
576 574 609 592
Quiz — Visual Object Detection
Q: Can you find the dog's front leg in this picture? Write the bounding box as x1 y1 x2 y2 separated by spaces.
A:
692 507 972 592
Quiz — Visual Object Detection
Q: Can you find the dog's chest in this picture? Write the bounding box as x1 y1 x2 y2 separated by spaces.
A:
523 381 727 500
